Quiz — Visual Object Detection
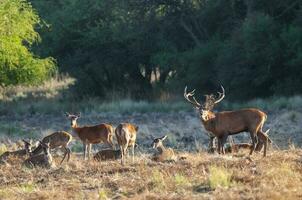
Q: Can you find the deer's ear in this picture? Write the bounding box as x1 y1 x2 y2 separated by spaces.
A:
22 139 30 145
135 125 139 132
65 112 70 117
161 135 167 141
77 112 81 118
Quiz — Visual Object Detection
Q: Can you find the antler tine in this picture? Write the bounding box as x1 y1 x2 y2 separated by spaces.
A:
214 85 225 104
184 86 201 107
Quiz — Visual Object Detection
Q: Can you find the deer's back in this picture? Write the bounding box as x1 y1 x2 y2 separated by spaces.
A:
42 131 72 148
75 123 113 144
115 123 137 147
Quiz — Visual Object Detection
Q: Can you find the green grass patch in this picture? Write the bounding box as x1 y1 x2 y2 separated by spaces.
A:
19 183 36 193
150 170 166 190
208 166 233 189
174 173 189 187
0 144 7 155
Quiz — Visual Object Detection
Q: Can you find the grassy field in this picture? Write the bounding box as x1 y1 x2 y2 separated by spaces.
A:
0 77 302 199
0 149 301 199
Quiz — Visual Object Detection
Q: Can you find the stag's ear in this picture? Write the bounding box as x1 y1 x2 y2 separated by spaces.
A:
77 112 81 118
135 125 139 132
161 135 167 141
65 112 70 117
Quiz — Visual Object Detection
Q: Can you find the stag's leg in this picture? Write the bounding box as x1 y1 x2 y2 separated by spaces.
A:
257 131 268 157
217 137 222 154
87 144 92 160
221 134 228 155
83 143 87 160
249 132 258 156
208 136 216 153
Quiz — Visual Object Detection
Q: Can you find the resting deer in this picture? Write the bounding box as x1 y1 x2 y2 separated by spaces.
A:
94 149 121 161
23 141 53 168
115 123 138 165
0 140 33 163
151 135 176 162
184 85 270 156
31 131 72 164
66 113 114 160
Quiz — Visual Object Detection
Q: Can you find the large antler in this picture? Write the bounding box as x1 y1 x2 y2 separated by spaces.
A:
214 85 225 104
184 86 202 108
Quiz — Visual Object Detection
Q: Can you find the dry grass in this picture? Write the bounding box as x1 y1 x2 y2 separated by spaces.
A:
0 74 75 101
0 149 301 199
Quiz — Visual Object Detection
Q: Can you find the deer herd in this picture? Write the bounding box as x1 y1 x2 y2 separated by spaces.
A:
0 85 272 168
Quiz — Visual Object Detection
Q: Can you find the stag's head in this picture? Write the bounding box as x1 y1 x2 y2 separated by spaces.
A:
184 85 225 121
65 112 81 127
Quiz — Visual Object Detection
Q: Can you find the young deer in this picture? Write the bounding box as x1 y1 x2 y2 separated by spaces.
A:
0 140 33 163
93 149 121 161
184 85 271 156
151 135 176 162
31 131 72 164
223 131 272 153
23 141 53 168
66 113 114 160
115 123 138 165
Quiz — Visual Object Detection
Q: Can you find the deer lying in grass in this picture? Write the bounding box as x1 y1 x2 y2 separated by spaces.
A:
213 132 272 154
31 131 72 164
94 149 121 161
184 85 271 156
0 140 33 164
66 113 114 160
23 141 53 168
151 135 176 162
115 123 138 165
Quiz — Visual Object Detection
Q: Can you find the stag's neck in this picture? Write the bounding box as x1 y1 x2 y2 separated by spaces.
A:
201 112 217 132
156 145 166 154
201 111 216 122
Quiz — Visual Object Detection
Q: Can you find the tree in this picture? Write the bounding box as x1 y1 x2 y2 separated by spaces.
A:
0 0 55 86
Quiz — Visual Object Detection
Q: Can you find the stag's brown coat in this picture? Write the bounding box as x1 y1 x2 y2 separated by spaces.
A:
184 86 271 156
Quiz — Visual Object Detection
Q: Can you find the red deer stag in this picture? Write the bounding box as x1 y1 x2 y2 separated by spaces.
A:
66 113 114 160
184 86 270 156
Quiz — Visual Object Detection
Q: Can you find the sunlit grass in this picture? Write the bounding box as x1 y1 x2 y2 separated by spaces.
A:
208 166 233 189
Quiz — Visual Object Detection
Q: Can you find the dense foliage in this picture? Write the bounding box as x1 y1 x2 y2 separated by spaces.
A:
18 0 302 99
0 0 55 86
